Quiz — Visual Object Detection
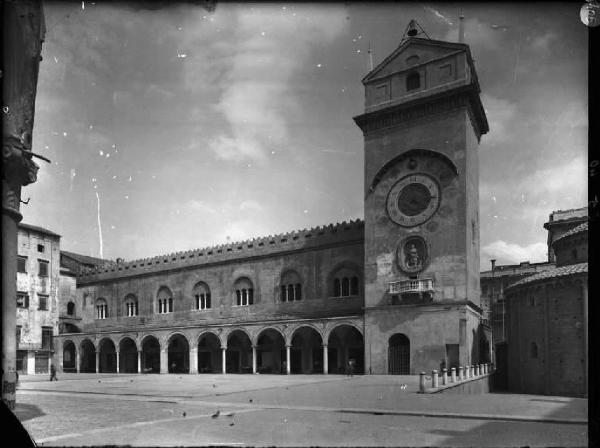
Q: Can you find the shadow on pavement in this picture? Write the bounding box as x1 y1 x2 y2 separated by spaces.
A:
2 402 36 447
426 392 587 447
14 402 46 421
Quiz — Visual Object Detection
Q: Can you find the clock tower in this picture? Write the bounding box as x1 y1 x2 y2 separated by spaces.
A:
354 21 489 374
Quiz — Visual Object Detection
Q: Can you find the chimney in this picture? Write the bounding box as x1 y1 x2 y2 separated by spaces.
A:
490 259 496 271
458 10 465 43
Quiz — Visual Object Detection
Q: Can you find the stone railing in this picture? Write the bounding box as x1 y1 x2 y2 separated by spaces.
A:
419 363 494 394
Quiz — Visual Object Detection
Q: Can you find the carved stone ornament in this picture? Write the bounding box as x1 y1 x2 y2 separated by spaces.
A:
2 134 40 215
397 235 429 274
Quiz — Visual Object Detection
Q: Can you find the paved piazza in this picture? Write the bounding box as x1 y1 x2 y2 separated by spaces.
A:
13 374 587 447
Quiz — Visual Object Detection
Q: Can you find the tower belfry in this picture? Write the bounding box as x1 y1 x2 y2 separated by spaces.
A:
354 21 489 374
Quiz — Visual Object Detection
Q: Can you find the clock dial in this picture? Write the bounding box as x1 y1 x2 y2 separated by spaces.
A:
386 173 440 226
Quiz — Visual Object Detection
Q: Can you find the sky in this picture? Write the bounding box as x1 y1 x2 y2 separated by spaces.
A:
23 1 588 267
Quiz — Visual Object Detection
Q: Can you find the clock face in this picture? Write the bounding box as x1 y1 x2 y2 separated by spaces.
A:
386 173 440 226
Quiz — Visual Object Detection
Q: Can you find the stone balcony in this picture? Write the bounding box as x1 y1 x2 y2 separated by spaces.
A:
388 278 434 294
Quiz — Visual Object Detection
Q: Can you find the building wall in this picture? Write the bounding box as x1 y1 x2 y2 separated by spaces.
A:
75 231 364 334
16 227 60 374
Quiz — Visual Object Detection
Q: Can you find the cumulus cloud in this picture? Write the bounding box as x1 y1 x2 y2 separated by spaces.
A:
481 94 518 146
239 200 263 212
529 32 558 55
205 6 349 163
481 240 547 265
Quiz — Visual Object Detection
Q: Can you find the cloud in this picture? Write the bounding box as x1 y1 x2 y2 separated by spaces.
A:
205 6 349 163
481 240 547 265
481 94 518 146
239 200 263 212
529 32 558 55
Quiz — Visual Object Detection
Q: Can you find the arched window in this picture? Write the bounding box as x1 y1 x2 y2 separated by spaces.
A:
331 267 360 298
530 342 538 359
95 298 108 319
157 287 173 314
67 301 75 316
124 294 138 317
280 270 302 302
406 71 420 91
234 277 254 306
192 282 211 310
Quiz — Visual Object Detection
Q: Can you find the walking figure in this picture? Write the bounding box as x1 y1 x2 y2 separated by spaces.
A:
50 364 58 381
347 358 355 377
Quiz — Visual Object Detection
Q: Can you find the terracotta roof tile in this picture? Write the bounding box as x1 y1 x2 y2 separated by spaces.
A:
552 221 588 245
506 262 588 290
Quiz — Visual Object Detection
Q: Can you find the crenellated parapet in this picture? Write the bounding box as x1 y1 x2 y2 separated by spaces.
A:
77 219 364 284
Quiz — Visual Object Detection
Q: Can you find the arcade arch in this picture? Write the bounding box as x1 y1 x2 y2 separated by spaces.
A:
226 329 252 373
141 335 160 373
167 334 189 373
197 332 221 373
291 326 324 374
256 328 285 374
63 340 76 372
119 337 138 373
80 339 96 373
327 325 364 374
98 338 117 373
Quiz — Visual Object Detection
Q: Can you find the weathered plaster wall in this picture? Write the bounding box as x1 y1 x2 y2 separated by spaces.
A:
16 228 60 347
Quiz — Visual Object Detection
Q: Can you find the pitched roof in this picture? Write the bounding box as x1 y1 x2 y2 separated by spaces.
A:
506 262 588 290
362 37 472 83
545 207 588 225
552 221 588 245
18 222 61 237
61 250 109 266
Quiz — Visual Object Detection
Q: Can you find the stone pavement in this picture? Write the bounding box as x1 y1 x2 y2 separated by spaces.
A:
14 373 588 446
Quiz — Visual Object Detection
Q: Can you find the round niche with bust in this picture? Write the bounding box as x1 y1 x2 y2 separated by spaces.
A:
386 173 440 227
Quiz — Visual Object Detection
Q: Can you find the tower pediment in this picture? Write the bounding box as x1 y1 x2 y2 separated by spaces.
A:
361 38 485 132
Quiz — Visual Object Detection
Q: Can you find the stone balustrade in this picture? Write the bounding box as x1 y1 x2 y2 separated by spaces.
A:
419 363 494 394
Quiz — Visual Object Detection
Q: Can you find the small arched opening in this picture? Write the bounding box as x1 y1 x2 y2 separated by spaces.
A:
388 333 410 375
406 71 420 91
67 301 75 316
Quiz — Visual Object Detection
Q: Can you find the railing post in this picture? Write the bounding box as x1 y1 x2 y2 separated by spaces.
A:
419 372 426 392
442 368 448 385
458 366 464 380
451 367 456 383
475 364 480 376
470 365 474 378
432 370 438 388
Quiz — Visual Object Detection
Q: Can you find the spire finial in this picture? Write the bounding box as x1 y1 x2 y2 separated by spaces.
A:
459 10 465 43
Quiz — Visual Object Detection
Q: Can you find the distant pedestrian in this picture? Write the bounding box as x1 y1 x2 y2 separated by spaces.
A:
50 364 58 381
347 358 355 377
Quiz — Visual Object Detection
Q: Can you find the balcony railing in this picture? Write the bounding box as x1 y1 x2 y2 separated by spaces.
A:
389 278 434 294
